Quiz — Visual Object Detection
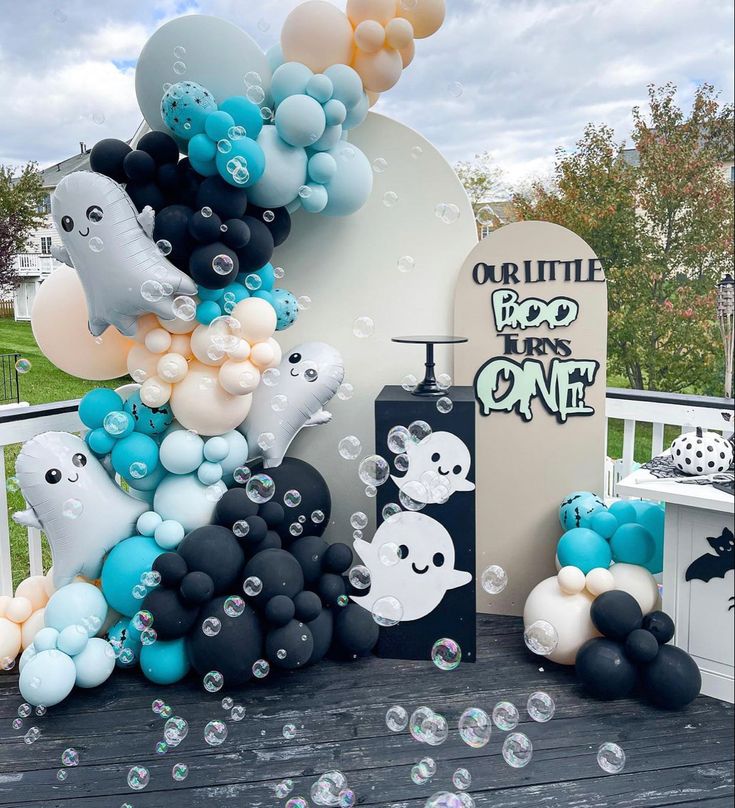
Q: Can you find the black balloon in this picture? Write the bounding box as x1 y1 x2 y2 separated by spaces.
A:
590 590 643 641
333 603 380 658
576 638 638 699
215 488 259 528
249 531 282 555
323 543 353 574
247 205 292 247
188 209 223 244
642 611 676 645
266 620 313 670
142 587 199 640
236 216 274 271
318 573 347 607
178 526 244 594
137 131 180 166
153 552 188 587
152 205 194 271
221 219 251 251
189 243 239 288
126 181 165 213
157 163 181 197
294 590 322 622
89 138 132 183
241 515 268 544
259 502 285 529
195 176 248 220
307 608 334 664
179 571 214 605
290 536 329 584
187 596 263 685
123 150 156 183
265 595 295 626
640 645 701 709
625 628 659 663
242 548 304 604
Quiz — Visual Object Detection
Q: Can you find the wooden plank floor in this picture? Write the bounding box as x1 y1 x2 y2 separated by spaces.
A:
0 615 732 808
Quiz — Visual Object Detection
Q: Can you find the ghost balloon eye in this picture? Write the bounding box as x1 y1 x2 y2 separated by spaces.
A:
453 465 462 475
431 453 440 462
72 453 88 468
432 552 445 567
61 215 74 233
398 544 409 559
289 353 302 364
45 468 62 484
86 205 104 223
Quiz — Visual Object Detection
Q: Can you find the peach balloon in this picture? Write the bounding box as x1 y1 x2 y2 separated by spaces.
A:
0 595 9 617
266 337 283 366
228 339 252 362
6 597 32 624
399 39 415 68
169 334 193 357
21 609 46 650
250 341 276 369
170 362 252 435
354 20 386 54
347 0 396 25
140 376 172 407
15 576 51 612
157 310 197 335
385 17 414 49
144 327 173 354
0 618 21 664
367 90 381 107
133 314 159 344
281 1 355 73
30 265 133 380
127 344 160 383
190 324 227 367
397 0 445 38
353 47 403 92
219 359 261 395
43 570 56 599
157 353 189 383
231 298 277 344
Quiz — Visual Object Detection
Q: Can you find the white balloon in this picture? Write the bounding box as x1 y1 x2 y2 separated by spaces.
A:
609 563 660 614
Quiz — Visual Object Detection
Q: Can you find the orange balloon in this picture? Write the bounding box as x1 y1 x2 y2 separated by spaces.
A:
396 0 445 38
353 47 403 92
281 1 355 72
31 265 134 380
347 0 397 25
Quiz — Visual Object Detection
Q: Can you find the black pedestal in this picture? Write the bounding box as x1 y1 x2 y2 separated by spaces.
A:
373 385 476 662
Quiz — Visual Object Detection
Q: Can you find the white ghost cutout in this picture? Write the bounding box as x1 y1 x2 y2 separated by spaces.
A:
50 171 197 337
391 431 475 504
13 432 147 588
351 511 472 621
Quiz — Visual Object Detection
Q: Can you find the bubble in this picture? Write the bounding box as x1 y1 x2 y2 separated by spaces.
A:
311 509 325 524
286 799 308 808
410 144 423 159
164 716 188 746
172 60 187 75
129 461 148 480
61 497 83 519
383 191 399 207
371 596 403 626
409 420 432 443
358 454 389 486
132 610 154 631
502 732 533 767
437 372 452 389
401 373 418 392
203 670 224 692
127 765 150 790
35 705 47 716
436 396 453 414
492 701 519 731
156 740 168 755
399 482 427 511
597 742 625 774
224 596 246 617
289 522 303 537
119 648 136 664
260 105 275 121
431 638 462 671
372 157 388 173
480 564 508 595
160 704 173 718
246 473 275 503
338 789 356 807
337 382 354 400
352 316 374 338
297 295 312 310
337 594 349 607
394 453 409 473
282 723 297 739
525 691 555 724
284 489 302 508
311 771 347 805
172 762 189 781
397 255 415 273
210 254 233 276
524 620 558 656
204 720 228 746
173 45 186 58
252 659 270 679
274 779 295 798
376 541 400 567
452 767 471 790
244 576 263 597
347 512 367 532
435 202 461 224
458 707 491 749
12 718 22 729
141 279 165 302
57 769 68 781
217 139 232 155
131 584 147 600
381 502 401 519
260 209 275 224
244 83 265 104
200 206 213 218
233 466 251 485
244 70 263 87
202 616 221 637
273 265 285 279
276 648 287 660
152 698 166 715
231 704 246 721
338 435 362 460
61 748 79 767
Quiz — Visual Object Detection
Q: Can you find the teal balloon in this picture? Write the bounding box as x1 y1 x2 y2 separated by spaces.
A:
557 527 612 574
101 535 163 617
123 462 168 493
254 263 275 292
220 96 264 141
73 638 116 688
196 300 222 324
608 500 637 525
45 582 108 635
140 637 190 685
189 133 217 163
123 390 173 436
272 289 299 330
19 649 76 707
252 290 274 306
275 94 326 148
222 281 250 303
610 523 656 566
79 388 123 429
161 81 216 139
205 110 236 142
198 286 224 302
559 491 606 530
106 618 142 669
87 427 116 456
322 141 372 216
324 64 364 108
111 432 160 480
189 152 219 177
590 510 619 540
271 62 313 106
216 137 265 188
638 504 665 574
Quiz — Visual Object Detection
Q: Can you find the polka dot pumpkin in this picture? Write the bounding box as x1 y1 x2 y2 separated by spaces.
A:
670 428 733 475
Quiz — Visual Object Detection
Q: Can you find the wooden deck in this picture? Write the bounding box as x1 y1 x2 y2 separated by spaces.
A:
0 615 732 807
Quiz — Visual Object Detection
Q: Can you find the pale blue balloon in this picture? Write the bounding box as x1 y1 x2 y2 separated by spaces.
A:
204 436 230 462
73 638 116 688
19 649 76 707
159 429 204 475
324 64 364 108
154 519 186 550
322 141 373 216
301 184 329 213
33 627 60 652
57 624 89 656
18 644 37 674
248 126 308 209
271 62 313 106
153 473 226 533
137 510 163 537
219 430 249 482
308 153 337 184
45 582 108 636
306 74 334 103
324 99 347 126
267 43 284 73
140 638 190 685
343 92 370 130
310 124 343 153
275 94 326 148
197 461 223 485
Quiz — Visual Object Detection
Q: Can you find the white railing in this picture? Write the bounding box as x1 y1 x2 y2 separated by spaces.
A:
0 391 732 596
12 254 57 276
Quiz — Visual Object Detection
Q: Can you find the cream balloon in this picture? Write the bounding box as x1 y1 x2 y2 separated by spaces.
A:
14 576 49 613
231 297 277 343
585 567 616 597
347 0 396 24
190 324 227 366
557 565 586 595
355 20 386 53
140 376 172 407
353 47 403 92
144 327 172 354
399 39 415 68
169 334 193 357
609 563 660 614
250 341 276 369
126 344 160 384
170 362 252 435
157 311 197 335
385 18 414 49
397 0 446 38
30 265 133 380
133 314 160 343
219 359 261 395
21 609 45 650
157 353 189 383
281 1 355 73
228 339 252 362
5 597 31 624
0 618 21 664
267 338 283 366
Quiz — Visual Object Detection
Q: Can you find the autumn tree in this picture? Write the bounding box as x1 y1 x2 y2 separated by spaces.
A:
513 84 734 394
454 151 507 227
0 163 45 293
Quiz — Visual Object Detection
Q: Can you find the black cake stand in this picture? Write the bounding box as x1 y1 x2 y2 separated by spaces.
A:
392 335 469 397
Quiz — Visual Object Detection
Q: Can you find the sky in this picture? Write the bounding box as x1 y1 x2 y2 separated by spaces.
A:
0 0 732 188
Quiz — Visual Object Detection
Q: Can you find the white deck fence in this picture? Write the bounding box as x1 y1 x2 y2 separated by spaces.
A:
0 391 733 596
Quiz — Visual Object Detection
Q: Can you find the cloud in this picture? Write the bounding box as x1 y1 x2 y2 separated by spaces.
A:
0 0 732 187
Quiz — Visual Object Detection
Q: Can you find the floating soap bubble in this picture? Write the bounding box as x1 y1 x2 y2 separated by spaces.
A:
382 503 401 520
164 716 188 745
231 705 245 721
456 794 475 808
409 706 434 742
88 236 104 252
202 616 221 637
35 705 47 716
311 509 325 524
127 765 150 790
338 789 356 807
61 748 79 767
337 382 354 400
524 620 558 656
411 763 429 784
204 720 228 746
352 316 374 338
597 742 625 774
262 368 280 386
425 795 463 808
409 420 432 443
527 691 555 723
275 779 295 798
173 45 186 58
132 610 154 631
410 143 423 158
385 705 408 732
244 576 263 597
247 84 266 104
253 659 270 679
371 596 403 627
172 295 196 320
458 708 491 748
435 203 461 224
201 206 213 218
56 769 68 781
437 373 452 390
221 696 234 710
262 209 275 223
387 426 410 454
12 718 22 729
378 541 402 567
6 476 20 493
273 265 285 279
348 565 371 589
397 255 415 273
297 295 312 310
492 701 519 731
447 81 464 97
233 520 250 538
423 712 449 746
172 762 189 781
431 638 462 671
394 453 409 472
358 454 389 486
399 482 428 511
282 723 297 739
172 61 186 75
246 474 275 503
156 741 169 755
364 484 377 498
282 489 301 508
401 373 418 392
311 771 347 805
383 191 399 207
233 466 251 485
276 648 287 660
217 139 232 154
224 596 245 617
289 522 303 537
436 397 453 414
244 273 262 291
203 670 224 692
372 157 388 173
452 768 471 790
476 205 496 226
59 496 83 520
140 627 157 646
131 584 147 600
160 704 173 718
141 279 165 302
286 799 308 808
339 436 362 460
481 565 508 595
350 512 368 530
212 254 234 275
337 594 349 607
503 732 533 768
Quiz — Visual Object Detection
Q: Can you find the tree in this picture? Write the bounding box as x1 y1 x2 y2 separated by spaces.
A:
0 163 45 293
513 84 734 394
454 151 507 227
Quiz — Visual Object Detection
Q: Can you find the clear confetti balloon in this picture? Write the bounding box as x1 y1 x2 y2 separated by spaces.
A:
597 742 625 773
481 565 508 595
386 705 408 732
358 455 390 486
431 638 462 671
492 701 519 731
527 691 555 723
524 620 559 656
502 732 533 768
338 435 362 460
458 708 491 749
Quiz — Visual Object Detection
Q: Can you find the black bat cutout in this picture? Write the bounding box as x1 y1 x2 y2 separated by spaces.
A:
685 527 734 583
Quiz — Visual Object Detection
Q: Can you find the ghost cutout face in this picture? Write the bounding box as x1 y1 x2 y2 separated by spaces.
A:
351 511 472 621
391 431 475 504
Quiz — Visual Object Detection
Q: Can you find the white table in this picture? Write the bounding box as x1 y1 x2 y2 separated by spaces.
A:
618 466 734 702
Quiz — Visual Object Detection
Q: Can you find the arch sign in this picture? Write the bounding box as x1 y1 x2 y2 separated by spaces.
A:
454 221 608 616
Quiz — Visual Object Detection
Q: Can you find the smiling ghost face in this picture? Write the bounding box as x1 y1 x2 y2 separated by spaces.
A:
393 432 475 504
15 433 95 504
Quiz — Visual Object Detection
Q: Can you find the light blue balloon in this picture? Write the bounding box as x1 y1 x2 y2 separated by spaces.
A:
322 141 373 216
111 432 160 480
197 461 223 485
106 618 142 669
271 62 313 106
140 637 190 685
324 64 364 108
557 527 612 574
18 644 36 673
189 132 217 164
204 437 229 462
309 124 343 153
220 96 264 141
196 299 222 325
101 536 163 617
154 520 186 550
33 626 60 652
159 429 205 474
73 638 116 688
308 153 337 184
301 184 329 213
79 388 123 429
216 137 266 188
324 99 347 126
19 649 76 707
137 511 163 537
161 81 217 140
57 624 89 656
343 92 369 130
219 430 249 482
153 473 225 533
275 94 326 148
306 74 334 103
45 582 108 635
272 289 299 331
267 43 284 73
124 462 167 493
248 126 308 209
